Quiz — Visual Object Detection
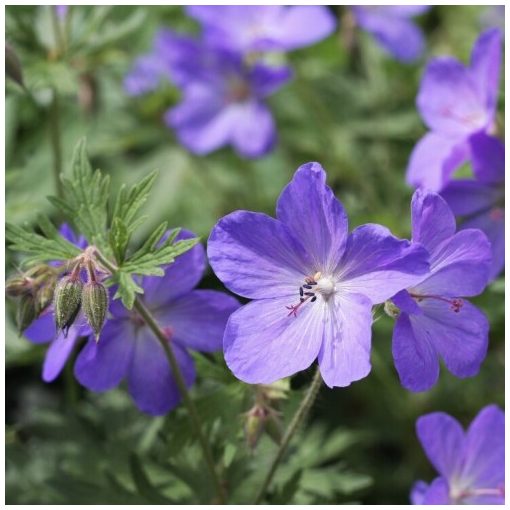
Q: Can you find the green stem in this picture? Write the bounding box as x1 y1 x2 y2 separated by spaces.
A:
254 367 323 504
94 251 227 504
49 89 64 199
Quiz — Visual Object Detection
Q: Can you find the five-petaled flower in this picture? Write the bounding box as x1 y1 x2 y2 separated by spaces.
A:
74 230 239 416
390 189 491 392
411 405 504 505
208 163 429 387
352 6 430 62
406 28 503 191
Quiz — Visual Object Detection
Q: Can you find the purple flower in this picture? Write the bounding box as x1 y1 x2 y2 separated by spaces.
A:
186 6 336 53
441 133 505 280
207 163 429 387
390 189 491 392
407 28 502 191
55 5 68 20
24 224 89 382
74 230 239 416
411 405 504 504
352 6 430 62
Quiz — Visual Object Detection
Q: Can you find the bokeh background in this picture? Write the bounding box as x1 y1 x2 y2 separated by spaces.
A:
6 5 504 505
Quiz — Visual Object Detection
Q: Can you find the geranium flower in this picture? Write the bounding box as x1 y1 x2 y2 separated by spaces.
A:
390 189 491 391
406 28 502 191
411 405 504 504
74 230 239 416
186 5 336 53
441 133 505 280
352 6 430 62
24 224 90 382
208 163 429 387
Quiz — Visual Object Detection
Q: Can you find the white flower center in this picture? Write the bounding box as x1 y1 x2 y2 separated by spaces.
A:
285 272 336 318
316 277 336 297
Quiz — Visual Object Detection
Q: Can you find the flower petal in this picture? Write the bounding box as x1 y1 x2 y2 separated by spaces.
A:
469 132 505 184
124 54 166 96
392 312 439 392
336 224 429 304
461 404 505 490
127 330 196 416
412 299 489 380
231 101 276 158
441 179 503 217
416 412 465 479
24 310 55 344
74 320 135 391
410 480 429 505
406 133 470 191
417 57 488 136
317 292 372 388
392 289 423 315
153 290 239 353
223 296 325 384
42 331 79 382
250 64 293 98
208 210 312 299
142 229 206 306
421 477 452 504
276 162 349 274
469 28 502 121
417 229 491 297
411 188 456 254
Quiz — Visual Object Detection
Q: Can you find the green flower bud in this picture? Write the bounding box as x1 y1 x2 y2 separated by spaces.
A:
82 281 108 342
54 275 83 335
384 300 400 319
6 276 32 297
244 405 269 451
264 413 284 446
17 294 36 335
35 280 57 315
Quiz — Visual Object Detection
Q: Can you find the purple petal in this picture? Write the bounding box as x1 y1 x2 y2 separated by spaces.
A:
411 298 489 380
417 57 488 136
141 229 206 306
208 210 312 300
124 54 166 96
223 296 324 384
276 162 349 274
462 208 504 281
406 133 470 191
58 223 87 249
153 290 239 353
421 477 452 504
461 404 505 490
250 64 293 98
469 28 502 121
74 320 135 391
318 292 372 387
411 188 456 254
336 224 429 304
469 132 505 184
165 84 237 155
410 480 429 504
230 101 276 158
392 312 439 392
42 331 79 382
274 6 336 50
417 229 491 297
416 412 465 479
441 179 503 217
392 289 423 315
24 310 55 344
378 6 430 17
127 330 196 416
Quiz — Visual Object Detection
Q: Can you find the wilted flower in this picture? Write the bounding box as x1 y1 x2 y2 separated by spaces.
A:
407 28 502 191
441 134 505 280
389 189 491 392
186 5 336 53
74 230 239 415
412 405 504 504
208 163 429 387
352 6 430 62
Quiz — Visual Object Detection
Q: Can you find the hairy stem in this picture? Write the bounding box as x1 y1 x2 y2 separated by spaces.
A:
49 89 64 199
254 367 323 504
94 251 227 503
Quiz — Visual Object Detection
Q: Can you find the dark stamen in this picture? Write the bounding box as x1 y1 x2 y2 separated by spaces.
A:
304 292 315 296
311 296 317 302
299 287 304 296
303 284 313 289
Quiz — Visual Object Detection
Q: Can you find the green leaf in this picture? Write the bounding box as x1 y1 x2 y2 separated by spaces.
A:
6 221 81 264
112 271 143 309
109 217 129 264
129 454 174 505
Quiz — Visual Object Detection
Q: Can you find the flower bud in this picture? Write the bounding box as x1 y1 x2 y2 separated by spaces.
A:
384 300 400 319
54 275 83 335
82 281 108 342
6 276 32 297
264 413 284 446
17 294 36 334
35 280 57 315
244 405 269 450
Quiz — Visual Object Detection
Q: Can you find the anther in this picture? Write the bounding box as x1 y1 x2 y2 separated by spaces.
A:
303 284 313 289
299 287 304 296
304 292 315 297
311 296 317 302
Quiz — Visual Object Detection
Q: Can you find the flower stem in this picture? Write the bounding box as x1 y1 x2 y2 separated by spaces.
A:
254 367 323 504
92 250 227 503
49 89 64 199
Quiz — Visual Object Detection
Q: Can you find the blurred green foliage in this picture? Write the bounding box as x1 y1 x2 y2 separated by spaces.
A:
6 5 504 505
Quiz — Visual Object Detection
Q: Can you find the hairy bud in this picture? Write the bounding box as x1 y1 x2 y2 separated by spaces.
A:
244 405 269 450
82 281 108 342
384 300 400 319
35 280 57 315
17 294 36 334
54 275 83 335
6 276 33 297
